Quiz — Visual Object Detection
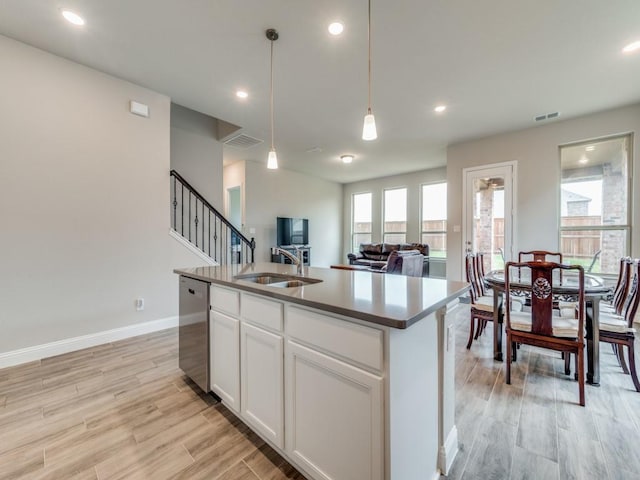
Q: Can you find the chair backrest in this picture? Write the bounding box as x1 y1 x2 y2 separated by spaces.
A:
465 253 483 302
621 259 640 327
518 250 563 264
612 257 632 315
505 261 584 340
518 250 564 283
474 252 488 296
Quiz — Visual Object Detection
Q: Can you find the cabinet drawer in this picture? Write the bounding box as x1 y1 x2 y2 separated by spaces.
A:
210 285 239 316
241 293 284 332
287 306 383 372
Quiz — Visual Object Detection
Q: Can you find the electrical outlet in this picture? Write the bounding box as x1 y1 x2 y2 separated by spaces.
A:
135 298 144 311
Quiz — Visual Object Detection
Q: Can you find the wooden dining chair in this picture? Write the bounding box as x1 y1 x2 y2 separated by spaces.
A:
505 261 586 406
598 259 640 392
465 253 494 349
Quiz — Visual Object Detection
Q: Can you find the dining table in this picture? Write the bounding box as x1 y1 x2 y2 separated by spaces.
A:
484 269 611 386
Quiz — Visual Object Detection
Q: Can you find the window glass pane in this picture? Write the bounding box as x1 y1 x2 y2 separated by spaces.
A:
422 183 447 257
384 188 407 235
384 233 406 244
353 233 372 252
421 233 446 257
560 136 630 274
352 193 372 252
560 230 626 274
353 193 372 226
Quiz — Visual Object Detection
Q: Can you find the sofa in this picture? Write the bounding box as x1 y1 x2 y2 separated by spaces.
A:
348 243 430 276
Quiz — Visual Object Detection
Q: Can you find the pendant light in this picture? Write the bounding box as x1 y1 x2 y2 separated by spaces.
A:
362 0 377 140
266 28 279 169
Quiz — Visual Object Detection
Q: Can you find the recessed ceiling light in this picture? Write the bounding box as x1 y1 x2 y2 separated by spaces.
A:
62 10 85 26
585 145 595 151
622 41 640 53
236 90 248 99
434 105 447 113
340 154 354 164
328 22 344 35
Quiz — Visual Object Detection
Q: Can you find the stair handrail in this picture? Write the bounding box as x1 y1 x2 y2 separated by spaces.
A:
170 169 255 262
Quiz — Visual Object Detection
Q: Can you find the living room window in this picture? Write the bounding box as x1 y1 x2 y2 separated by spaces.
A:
352 192 372 252
383 187 407 243
421 182 447 258
559 135 631 275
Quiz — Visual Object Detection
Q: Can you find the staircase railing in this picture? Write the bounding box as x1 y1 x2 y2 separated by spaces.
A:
170 170 255 264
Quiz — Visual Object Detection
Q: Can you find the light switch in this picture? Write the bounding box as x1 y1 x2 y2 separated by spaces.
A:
453 225 461 233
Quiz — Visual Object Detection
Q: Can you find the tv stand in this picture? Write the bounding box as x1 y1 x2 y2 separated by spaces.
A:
271 246 310 266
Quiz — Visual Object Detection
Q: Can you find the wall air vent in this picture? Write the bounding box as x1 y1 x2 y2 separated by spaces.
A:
534 111 561 122
224 133 263 148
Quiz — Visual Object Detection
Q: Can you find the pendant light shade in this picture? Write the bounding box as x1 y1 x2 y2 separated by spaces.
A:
362 110 377 141
267 148 278 169
266 28 279 169
362 0 377 141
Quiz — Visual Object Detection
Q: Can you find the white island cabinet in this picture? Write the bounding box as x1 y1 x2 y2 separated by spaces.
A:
177 263 468 480
240 293 285 448
209 286 240 412
286 305 384 480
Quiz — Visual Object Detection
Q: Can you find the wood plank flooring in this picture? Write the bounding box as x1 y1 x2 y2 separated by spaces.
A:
448 305 640 480
1 305 639 479
0 329 303 480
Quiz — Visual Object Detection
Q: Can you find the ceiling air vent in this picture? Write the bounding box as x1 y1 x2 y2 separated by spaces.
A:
224 133 263 148
534 111 561 122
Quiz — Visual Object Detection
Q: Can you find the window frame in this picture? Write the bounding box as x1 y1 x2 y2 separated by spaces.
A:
558 133 633 275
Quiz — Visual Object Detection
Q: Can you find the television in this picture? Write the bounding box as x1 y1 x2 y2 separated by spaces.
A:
277 217 309 246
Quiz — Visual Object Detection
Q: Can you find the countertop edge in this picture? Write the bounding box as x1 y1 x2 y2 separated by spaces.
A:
175 269 470 329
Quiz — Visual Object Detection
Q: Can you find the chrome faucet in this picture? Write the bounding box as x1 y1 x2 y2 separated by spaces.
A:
272 247 304 275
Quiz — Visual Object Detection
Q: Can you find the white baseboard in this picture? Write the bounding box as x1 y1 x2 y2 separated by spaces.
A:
0 316 178 369
438 425 459 476
169 228 218 266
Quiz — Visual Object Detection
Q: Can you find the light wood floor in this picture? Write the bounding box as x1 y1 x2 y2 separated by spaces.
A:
1 307 639 480
449 305 640 480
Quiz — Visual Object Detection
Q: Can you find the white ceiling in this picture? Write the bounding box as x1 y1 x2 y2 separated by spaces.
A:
1 1 639 184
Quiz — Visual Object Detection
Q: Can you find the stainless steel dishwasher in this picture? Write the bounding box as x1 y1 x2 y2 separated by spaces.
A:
178 275 210 392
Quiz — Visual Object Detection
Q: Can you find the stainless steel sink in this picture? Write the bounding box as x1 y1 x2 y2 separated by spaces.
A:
234 273 322 288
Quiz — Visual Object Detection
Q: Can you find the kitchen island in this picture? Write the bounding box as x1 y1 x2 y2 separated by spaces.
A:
175 263 468 480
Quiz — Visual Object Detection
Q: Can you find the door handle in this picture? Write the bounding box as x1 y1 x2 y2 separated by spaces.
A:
188 288 195 295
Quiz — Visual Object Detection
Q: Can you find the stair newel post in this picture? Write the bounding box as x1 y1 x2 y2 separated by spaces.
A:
172 175 177 230
250 238 255 263
181 183 184 237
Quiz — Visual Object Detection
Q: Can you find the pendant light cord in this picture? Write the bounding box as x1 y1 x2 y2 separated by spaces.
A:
270 39 275 149
367 0 372 113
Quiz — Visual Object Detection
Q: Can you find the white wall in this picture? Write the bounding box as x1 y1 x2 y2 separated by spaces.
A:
170 103 224 211
342 167 447 260
446 103 640 281
229 161 343 267
0 36 183 353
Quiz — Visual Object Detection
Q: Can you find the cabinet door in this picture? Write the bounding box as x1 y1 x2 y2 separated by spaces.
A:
209 311 240 412
286 341 383 480
241 322 284 448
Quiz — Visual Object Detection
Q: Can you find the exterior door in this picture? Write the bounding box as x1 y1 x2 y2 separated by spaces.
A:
463 162 516 275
